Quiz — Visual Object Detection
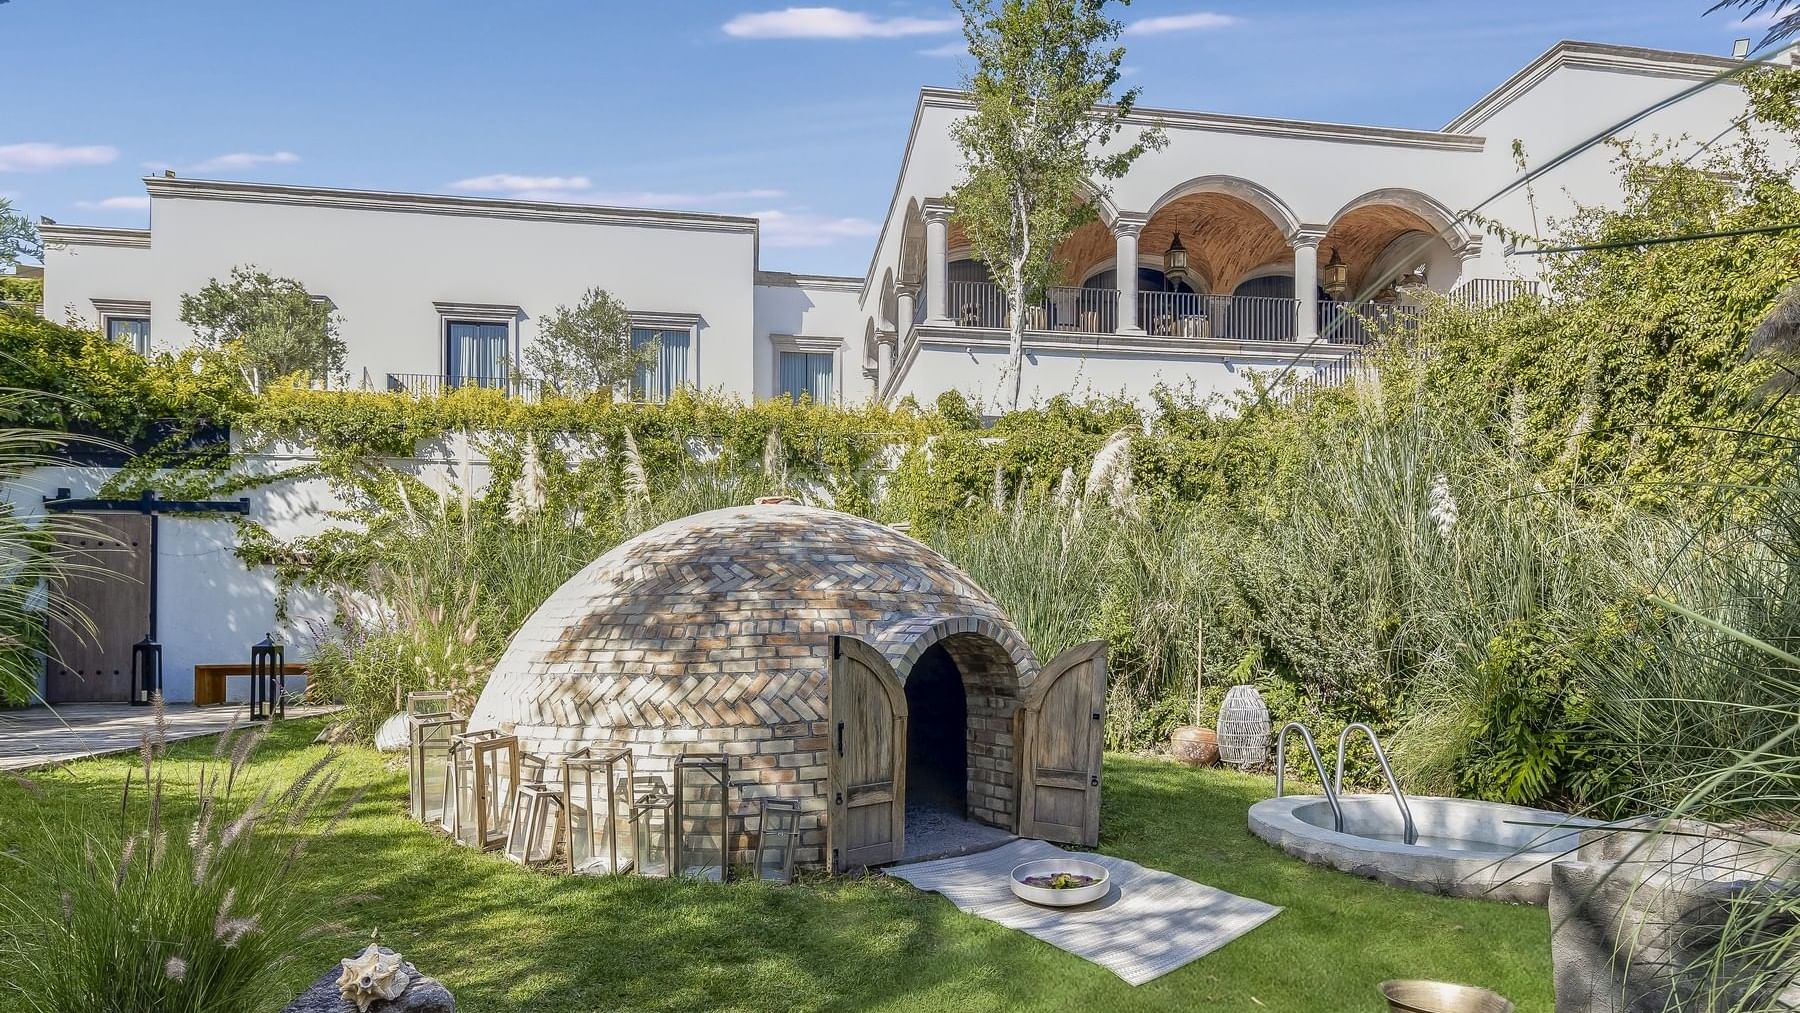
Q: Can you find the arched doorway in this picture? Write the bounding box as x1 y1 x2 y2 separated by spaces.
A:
905 643 967 817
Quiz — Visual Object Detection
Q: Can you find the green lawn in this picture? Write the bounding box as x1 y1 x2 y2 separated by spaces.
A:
0 718 1552 1012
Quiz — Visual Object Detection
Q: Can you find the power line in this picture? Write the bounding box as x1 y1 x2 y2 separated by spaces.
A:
1510 221 1800 256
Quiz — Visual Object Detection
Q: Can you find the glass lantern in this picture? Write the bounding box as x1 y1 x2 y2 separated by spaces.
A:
754 798 802 883
406 690 452 718
407 714 466 825
442 729 520 850
564 744 636 875
674 750 731 882
504 782 562 865
631 785 675 878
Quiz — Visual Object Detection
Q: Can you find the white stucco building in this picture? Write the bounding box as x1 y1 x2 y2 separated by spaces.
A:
40 40 1760 411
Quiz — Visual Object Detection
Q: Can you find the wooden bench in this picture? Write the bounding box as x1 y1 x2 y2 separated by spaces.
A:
193 662 310 707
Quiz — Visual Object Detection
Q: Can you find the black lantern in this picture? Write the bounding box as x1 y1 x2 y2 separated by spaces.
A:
249 634 285 721
1322 247 1349 300
130 635 162 707
1163 232 1189 284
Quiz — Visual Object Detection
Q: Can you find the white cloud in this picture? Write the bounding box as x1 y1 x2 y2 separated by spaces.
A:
75 195 150 211
917 40 967 58
189 150 300 172
753 208 880 248
591 187 787 207
724 7 957 39
1124 11 1239 35
449 173 594 193
0 142 118 172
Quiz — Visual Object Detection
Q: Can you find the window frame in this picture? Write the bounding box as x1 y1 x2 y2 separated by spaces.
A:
433 302 520 387
626 311 701 403
92 299 152 354
770 334 841 405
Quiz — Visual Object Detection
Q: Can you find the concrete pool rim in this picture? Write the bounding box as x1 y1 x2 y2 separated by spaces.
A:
1248 793 1599 905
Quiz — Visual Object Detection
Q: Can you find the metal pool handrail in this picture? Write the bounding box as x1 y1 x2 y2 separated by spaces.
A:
1334 722 1417 846
1274 721 1342 833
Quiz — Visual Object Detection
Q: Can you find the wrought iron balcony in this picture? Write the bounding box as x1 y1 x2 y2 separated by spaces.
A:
386 372 544 401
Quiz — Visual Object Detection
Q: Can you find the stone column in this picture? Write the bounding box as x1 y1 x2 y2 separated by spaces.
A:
1113 215 1145 335
1291 229 1324 341
876 331 895 398
895 284 917 336
924 200 952 324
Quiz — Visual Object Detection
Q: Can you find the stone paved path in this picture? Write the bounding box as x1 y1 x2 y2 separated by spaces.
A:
0 703 338 772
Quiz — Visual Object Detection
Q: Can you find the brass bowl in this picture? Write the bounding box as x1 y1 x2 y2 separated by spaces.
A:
1378 980 1515 1013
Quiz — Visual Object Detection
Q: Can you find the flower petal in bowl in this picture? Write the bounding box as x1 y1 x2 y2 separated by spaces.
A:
1009 858 1111 907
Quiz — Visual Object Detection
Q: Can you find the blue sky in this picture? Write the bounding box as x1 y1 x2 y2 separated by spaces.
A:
0 0 1774 274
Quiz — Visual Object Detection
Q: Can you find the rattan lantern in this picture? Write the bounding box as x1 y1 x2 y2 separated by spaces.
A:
407 713 466 824
130 635 162 707
753 798 802 883
249 634 285 721
1217 685 1270 768
631 785 675 878
563 744 636 875
442 729 521 850
674 750 731 882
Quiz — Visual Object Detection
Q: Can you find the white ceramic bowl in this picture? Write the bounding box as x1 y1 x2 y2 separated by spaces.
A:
1009 858 1111 907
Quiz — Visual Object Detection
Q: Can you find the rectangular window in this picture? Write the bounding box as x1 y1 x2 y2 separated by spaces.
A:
630 326 692 402
106 317 150 354
445 320 510 389
778 350 834 404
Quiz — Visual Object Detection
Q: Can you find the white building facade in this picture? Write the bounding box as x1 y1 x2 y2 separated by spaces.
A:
41 41 1759 412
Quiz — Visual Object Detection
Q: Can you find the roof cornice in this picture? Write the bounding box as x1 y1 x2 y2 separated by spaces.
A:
1444 40 1746 134
917 86 1485 152
756 270 863 291
141 176 761 235
40 224 151 249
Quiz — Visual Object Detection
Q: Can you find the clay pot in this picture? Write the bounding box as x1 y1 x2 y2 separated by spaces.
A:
1169 725 1219 767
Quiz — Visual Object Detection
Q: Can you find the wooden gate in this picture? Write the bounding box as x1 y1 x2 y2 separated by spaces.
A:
45 514 152 703
828 635 908 871
1017 640 1108 846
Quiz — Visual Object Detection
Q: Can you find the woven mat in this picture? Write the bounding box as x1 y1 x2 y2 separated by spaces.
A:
886 838 1280 985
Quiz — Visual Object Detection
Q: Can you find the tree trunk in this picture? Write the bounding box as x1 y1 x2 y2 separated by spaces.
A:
1006 278 1027 412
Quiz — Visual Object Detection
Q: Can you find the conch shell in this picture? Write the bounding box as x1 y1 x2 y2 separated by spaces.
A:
336 944 409 1011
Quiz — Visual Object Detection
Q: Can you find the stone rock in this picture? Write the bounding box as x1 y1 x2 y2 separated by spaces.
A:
284 950 454 1013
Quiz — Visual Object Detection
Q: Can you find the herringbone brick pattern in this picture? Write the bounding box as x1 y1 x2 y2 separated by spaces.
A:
471 504 1039 867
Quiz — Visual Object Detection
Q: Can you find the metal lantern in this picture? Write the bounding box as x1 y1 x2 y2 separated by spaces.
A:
631 784 676 878
1217 684 1271 768
407 713 466 824
1322 247 1349 299
1163 232 1189 284
130 635 162 706
406 690 452 717
249 634 285 721
442 729 521 850
753 798 802 884
504 781 562 865
563 744 636 875
675 750 731 882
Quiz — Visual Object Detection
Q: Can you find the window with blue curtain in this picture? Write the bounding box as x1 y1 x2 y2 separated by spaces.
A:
778 350 833 404
630 326 691 402
106 317 150 354
446 321 510 388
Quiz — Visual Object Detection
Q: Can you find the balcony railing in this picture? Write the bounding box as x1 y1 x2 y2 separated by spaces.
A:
387 372 544 401
1140 293 1302 343
1320 302 1424 346
1450 277 1539 307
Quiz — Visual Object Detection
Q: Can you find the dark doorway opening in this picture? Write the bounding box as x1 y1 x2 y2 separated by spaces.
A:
899 643 1011 861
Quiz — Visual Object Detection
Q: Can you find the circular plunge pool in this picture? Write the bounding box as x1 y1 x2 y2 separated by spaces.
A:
1248 794 1597 905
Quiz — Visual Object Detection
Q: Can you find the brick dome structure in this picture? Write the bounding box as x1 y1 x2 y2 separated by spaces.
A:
471 502 1108 870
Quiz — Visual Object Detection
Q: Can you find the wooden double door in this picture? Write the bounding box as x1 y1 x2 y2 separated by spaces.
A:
827 635 1108 871
45 513 152 703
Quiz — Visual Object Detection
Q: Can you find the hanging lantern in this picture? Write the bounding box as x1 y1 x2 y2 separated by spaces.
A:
130 635 162 707
1217 685 1271 768
1163 232 1189 285
442 729 520 850
407 713 466 824
753 798 802 884
1321 247 1349 300
674 750 731 882
249 635 285 722
563 743 636 875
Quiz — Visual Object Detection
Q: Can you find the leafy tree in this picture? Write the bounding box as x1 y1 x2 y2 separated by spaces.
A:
1709 0 1800 47
948 0 1164 412
523 286 656 397
0 197 39 270
179 266 344 392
